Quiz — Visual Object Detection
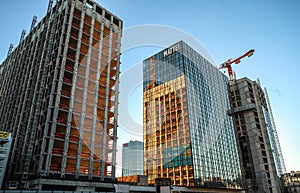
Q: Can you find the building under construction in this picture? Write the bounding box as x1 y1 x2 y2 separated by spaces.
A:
228 78 285 193
0 0 122 190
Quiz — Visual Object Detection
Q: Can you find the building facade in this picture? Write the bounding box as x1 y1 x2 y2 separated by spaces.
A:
122 141 144 176
0 132 12 188
282 171 300 193
0 0 122 190
228 78 283 193
143 41 243 189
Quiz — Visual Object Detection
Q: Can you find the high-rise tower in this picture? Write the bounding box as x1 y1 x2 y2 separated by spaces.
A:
122 141 144 176
228 78 283 193
143 41 242 189
0 0 122 190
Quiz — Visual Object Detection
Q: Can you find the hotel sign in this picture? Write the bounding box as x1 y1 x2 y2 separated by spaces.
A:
0 131 10 139
163 43 180 57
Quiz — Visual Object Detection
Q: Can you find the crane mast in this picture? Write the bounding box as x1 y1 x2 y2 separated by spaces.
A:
218 49 255 80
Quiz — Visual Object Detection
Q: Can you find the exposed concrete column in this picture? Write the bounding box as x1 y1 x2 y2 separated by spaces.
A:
111 19 122 179
39 0 73 174
86 4 96 180
100 10 113 180
44 0 75 175
60 1 76 177
75 1 89 178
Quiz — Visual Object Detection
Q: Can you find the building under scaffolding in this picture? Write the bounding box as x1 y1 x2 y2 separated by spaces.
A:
228 78 285 193
0 0 122 191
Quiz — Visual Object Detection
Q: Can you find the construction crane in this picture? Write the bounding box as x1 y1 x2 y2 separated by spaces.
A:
218 49 255 81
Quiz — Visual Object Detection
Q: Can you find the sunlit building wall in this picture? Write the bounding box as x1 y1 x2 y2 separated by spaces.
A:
143 41 242 189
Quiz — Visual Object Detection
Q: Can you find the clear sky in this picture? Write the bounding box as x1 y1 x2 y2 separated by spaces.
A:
0 0 299 176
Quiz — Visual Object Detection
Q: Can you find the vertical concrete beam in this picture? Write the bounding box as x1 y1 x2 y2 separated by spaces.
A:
74 1 90 178
111 23 122 178
39 1 73 173
87 3 97 179
44 1 70 174
100 10 113 180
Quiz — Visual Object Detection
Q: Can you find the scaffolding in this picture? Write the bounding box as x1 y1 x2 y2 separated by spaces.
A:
264 88 286 176
0 0 122 190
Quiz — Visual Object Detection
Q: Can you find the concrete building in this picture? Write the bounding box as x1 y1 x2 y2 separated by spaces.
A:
0 132 12 188
143 41 243 190
228 78 283 193
0 0 122 190
122 141 144 176
282 171 300 193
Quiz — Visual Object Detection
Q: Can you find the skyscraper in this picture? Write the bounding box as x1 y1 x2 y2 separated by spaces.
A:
143 41 242 189
122 140 144 176
228 78 284 193
0 0 122 190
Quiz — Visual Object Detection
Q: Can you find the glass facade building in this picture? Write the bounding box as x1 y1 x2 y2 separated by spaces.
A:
143 41 242 189
122 141 144 176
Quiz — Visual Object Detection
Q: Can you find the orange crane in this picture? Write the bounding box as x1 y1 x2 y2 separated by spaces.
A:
218 49 255 80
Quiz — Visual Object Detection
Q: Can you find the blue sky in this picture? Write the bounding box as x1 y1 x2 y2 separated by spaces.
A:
0 0 299 174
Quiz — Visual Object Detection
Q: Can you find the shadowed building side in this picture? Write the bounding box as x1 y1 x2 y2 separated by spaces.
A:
228 78 283 193
0 0 122 190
